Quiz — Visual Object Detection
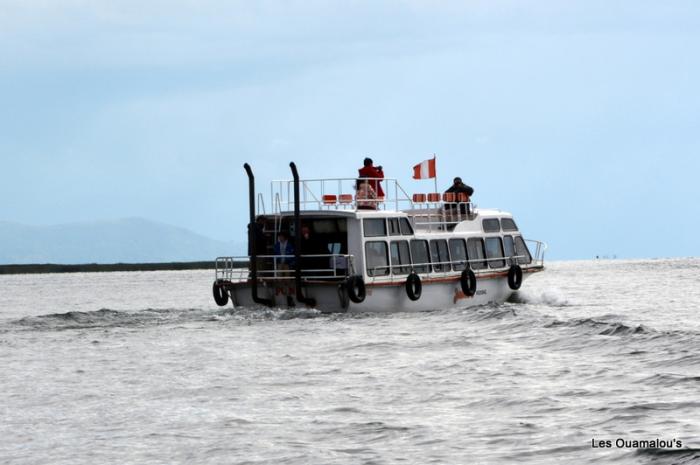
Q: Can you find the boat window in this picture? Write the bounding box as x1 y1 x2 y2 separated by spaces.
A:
313 219 338 234
485 237 505 268
390 241 411 275
365 241 389 276
503 235 516 264
482 218 501 233
514 236 532 265
399 218 414 235
449 238 468 271
410 240 430 273
430 239 450 272
363 219 386 237
467 238 487 270
388 218 401 236
501 218 518 232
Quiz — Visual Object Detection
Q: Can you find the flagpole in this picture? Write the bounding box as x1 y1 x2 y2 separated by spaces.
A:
433 154 438 194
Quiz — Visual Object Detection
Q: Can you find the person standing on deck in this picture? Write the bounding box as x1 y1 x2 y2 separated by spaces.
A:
358 157 385 198
273 231 296 305
356 180 378 210
444 177 474 217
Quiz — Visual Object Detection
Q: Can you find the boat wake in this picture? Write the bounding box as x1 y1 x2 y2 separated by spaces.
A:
508 289 570 307
11 306 327 331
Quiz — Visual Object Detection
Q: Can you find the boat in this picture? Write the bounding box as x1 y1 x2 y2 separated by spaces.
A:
212 162 546 313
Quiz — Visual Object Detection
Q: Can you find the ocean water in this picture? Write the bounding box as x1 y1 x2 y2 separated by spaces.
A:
1 259 699 465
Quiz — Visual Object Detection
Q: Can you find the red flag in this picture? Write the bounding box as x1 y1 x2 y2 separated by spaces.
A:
412 156 436 179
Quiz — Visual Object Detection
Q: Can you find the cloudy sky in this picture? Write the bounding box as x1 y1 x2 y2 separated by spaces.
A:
1 1 699 259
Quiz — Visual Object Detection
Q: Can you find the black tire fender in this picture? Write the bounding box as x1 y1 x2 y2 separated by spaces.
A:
346 275 366 304
507 265 523 290
460 268 477 296
405 272 422 301
213 281 229 306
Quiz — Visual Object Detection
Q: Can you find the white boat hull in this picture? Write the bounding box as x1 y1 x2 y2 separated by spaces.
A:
225 268 543 313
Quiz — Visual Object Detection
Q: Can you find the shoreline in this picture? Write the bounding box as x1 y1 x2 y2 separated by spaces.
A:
0 261 248 275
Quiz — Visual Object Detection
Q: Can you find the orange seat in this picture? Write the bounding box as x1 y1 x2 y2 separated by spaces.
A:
427 193 441 202
443 192 456 202
338 194 353 204
457 193 470 203
412 193 426 203
322 194 337 205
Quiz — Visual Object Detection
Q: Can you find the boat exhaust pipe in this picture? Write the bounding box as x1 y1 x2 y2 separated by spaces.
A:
243 163 273 307
290 162 317 307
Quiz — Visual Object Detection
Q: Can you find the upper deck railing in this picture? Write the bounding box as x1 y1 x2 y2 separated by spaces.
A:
216 254 357 283
262 177 478 231
267 177 414 214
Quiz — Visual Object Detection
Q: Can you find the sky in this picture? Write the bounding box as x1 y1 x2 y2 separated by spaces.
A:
1 0 699 260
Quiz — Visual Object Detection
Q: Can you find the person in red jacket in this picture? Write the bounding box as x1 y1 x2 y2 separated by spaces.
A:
357 157 385 198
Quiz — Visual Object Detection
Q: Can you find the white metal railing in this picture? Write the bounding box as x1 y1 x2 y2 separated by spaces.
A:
363 242 547 282
215 241 545 284
409 203 477 232
268 177 416 214
526 239 547 267
215 254 356 282
365 255 518 279
256 193 266 215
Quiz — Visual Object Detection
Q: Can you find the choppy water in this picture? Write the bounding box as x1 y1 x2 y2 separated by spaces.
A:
1 259 699 464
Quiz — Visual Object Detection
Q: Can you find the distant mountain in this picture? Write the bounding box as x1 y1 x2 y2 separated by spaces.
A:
0 218 245 264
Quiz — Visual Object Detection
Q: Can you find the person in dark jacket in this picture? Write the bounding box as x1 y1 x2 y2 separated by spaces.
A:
445 177 474 199
358 157 385 198
444 177 474 216
300 225 326 274
273 231 295 270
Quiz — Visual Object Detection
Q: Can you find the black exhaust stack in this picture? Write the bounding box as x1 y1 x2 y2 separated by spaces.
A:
244 163 273 307
290 162 316 307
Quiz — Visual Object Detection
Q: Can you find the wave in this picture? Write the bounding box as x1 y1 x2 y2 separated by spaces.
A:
636 373 700 387
544 317 650 336
11 306 327 331
635 447 700 465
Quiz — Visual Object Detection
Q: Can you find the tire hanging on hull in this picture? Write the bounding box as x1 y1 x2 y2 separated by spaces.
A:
507 265 523 290
213 281 229 306
346 275 366 303
460 269 477 297
405 272 422 301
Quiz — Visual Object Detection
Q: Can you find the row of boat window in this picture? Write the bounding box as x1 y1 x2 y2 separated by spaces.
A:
363 217 518 237
365 236 532 277
483 218 519 233
364 218 414 237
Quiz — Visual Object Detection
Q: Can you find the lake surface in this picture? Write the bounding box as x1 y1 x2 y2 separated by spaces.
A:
1 259 699 464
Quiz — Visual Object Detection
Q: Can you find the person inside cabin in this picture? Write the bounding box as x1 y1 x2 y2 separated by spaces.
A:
444 177 474 217
274 231 295 307
330 243 348 276
358 157 385 199
248 216 268 270
273 231 295 272
300 224 326 274
356 179 378 210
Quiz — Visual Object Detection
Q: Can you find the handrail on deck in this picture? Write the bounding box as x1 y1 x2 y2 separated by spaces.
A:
216 254 356 282
364 251 539 280
268 177 415 214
